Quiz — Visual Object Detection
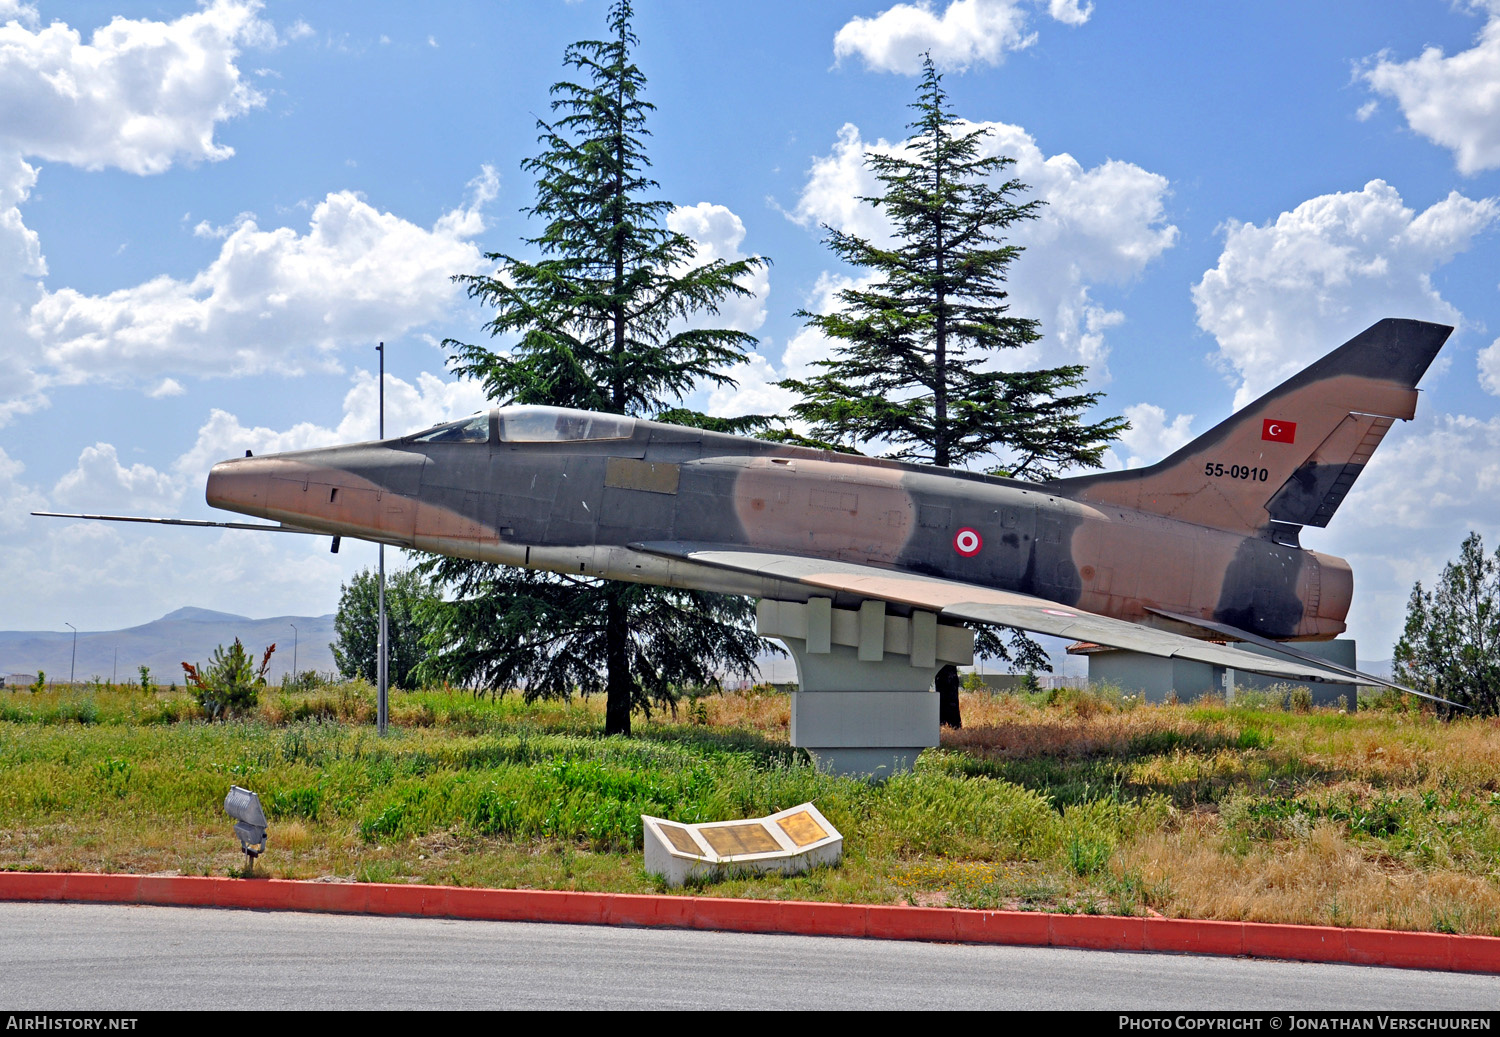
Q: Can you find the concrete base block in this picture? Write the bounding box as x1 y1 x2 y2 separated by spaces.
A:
758 598 973 778
790 690 939 747
642 803 843 888
802 746 927 779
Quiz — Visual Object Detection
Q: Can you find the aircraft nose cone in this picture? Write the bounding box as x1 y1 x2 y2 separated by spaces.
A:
206 455 273 518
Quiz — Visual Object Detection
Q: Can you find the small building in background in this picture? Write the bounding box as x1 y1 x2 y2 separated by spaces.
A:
1066 639 1358 707
972 673 1088 693
2 674 39 688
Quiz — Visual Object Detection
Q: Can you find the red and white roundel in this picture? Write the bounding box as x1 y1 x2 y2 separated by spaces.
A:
953 527 983 556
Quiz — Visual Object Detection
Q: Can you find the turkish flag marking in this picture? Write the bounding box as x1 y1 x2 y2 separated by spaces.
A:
1262 420 1297 444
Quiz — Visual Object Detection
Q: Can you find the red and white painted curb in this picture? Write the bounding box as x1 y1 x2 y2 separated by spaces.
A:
2 872 1497 975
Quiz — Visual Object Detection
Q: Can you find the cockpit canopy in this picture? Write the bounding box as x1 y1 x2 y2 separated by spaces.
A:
501 406 636 443
410 413 489 444
407 406 637 445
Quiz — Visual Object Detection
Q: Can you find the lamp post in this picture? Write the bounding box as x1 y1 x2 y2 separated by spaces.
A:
376 341 388 735
289 623 298 686
65 622 76 686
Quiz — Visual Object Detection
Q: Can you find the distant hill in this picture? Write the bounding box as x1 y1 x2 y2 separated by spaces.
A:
0 609 338 685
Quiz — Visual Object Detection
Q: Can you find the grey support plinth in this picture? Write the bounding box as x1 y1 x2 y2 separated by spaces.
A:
756 598 975 779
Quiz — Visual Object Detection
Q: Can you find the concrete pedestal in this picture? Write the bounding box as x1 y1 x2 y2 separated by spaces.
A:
757 598 974 779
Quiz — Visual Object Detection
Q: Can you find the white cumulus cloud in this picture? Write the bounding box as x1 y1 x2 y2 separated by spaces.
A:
833 0 1089 74
704 271 864 421
0 0 273 175
0 444 45 535
1479 338 1500 395
0 153 46 425
29 180 492 388
781 271 867 377
703 353 800 419
1362 2 1500 175
1192 180 1498 408
1046 0 1093 27
51 443 180 513
666 202 770 336
1114 403 1195 470
0 3 38 28
0 1 328 428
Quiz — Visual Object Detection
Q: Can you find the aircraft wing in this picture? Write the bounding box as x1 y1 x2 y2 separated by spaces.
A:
633 541 1385 689
1141 606 1454 705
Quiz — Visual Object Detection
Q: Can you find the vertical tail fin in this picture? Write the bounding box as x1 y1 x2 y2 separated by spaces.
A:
1054 318 1451 536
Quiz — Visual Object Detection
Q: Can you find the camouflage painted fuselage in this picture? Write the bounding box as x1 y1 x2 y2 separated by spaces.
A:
205 409 1346 643
206 319 1453 647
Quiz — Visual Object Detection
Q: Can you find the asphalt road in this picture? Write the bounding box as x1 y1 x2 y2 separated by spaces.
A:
0 903 1495 1010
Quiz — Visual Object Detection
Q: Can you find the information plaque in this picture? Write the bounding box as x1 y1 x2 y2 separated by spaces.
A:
642 802 843 887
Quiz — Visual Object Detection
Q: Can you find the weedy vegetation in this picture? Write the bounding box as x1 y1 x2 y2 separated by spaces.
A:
1 679 1498 935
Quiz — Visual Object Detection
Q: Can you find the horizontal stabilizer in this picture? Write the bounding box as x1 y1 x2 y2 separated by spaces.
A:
634 541 1367 687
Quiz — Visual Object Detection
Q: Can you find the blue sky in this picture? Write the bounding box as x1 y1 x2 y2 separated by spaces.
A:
3 0 1499 663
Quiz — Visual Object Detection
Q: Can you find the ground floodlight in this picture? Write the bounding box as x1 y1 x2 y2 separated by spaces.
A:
224 785 268 873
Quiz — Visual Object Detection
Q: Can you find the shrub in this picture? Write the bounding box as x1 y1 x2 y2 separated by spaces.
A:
182 639 274 719
280 670 326 693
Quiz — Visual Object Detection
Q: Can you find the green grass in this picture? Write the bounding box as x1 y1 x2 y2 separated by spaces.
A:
2 681 1498 933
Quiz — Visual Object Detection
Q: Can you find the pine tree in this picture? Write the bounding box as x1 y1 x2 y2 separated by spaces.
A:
424 1 770 735
1394 531 1500 716
780 57 1125 725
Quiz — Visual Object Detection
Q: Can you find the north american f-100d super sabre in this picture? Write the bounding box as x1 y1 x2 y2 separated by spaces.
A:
39 318 1455 770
